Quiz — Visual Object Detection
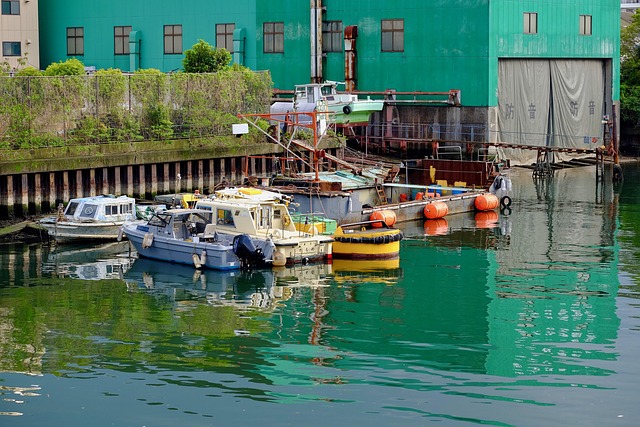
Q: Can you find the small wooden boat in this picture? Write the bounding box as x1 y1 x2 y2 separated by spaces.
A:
40 195 137 243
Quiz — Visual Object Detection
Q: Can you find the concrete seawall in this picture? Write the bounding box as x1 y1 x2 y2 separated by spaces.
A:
0 137 343 219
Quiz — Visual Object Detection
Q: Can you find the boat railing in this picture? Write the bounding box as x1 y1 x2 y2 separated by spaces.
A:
436 145 462 160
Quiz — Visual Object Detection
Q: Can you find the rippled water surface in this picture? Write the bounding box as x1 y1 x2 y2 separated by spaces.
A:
2 164 640 426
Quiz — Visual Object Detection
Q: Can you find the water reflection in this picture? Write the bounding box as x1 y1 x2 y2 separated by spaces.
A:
124 257 333 310
332 258 403 285
43 241 134 280
1 164 639 426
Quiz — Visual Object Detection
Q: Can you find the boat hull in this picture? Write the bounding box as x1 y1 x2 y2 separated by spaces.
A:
125 224 242 271
328 101 384 125
40 220 125 243
272 236 333 265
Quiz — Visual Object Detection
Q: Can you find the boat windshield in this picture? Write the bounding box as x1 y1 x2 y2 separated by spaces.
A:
320 85 335 96
148 212 171 228
78 203 99 219
65 201 80 216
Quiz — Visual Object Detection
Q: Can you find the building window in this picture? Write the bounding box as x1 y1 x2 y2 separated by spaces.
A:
381 19 404 52
1 0 19 15
114 26 132 55
67 27 84 56
164 25 182 54
2 41 21 56
579 15 592 36
524 12 538 34
263 22 284 53
322 21 343 53
216 23 235 53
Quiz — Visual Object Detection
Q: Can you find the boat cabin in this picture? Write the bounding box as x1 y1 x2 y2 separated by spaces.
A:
62 195 136 222
195 197 296 237
293 82 357 110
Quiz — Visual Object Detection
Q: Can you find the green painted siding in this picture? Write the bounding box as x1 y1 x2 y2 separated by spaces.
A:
37 0 620 108
39 0 257 72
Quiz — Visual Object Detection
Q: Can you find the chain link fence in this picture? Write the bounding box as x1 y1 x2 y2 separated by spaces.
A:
0 70 272 149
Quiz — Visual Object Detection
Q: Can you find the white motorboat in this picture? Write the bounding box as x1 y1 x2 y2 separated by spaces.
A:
40 195 137 243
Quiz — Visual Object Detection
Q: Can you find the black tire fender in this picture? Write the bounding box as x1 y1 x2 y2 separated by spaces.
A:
500 196 512 208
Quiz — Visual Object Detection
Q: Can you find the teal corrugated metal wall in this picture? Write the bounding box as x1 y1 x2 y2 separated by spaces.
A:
39 0 257 73
489 0 620 104
37 0 620 107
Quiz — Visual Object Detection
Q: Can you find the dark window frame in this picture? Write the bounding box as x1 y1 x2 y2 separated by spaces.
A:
1 0 20 15
67 27 84 56
263 22 284 53
114 26 132 55
2 41 21 56
381 19 404 52
216 23 235 53
164 24 183 55
322 20 343 53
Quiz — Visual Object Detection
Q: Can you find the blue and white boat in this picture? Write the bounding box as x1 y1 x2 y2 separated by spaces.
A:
122 208 271 271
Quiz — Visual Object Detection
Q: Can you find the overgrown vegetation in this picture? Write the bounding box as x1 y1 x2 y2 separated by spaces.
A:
0 54 273 150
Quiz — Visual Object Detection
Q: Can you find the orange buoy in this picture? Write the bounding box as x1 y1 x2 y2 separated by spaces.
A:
424 218 449 235
475 210 499 228
370 209 397 228
423 201 448 219
399 193 408 202
415 192 424 201
474 194 499 211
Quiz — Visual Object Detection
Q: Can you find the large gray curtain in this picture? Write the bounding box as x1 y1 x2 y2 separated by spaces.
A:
497 59 605 165
497 60 550 164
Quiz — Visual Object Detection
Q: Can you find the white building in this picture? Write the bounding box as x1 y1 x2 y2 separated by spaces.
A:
0 0 39 70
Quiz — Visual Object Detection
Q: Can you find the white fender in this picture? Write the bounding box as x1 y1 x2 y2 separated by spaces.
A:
117 227 124 242
142 232 154 248
272 250 287 267
192 250 207 269
192 253 202 269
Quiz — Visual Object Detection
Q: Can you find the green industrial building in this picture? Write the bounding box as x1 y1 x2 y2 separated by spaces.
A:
38 0 621 164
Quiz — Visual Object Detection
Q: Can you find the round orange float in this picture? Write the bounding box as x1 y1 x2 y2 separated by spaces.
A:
415 192 424 201
399 193 408 202
423 201 448 219
370 209 397 228
474 194 499 211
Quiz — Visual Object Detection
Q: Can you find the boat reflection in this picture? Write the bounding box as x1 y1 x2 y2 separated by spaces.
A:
124 257 333 309
41 241 135 280
331 258 403 285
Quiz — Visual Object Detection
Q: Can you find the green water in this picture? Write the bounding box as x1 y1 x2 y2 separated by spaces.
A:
1 164 639 426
